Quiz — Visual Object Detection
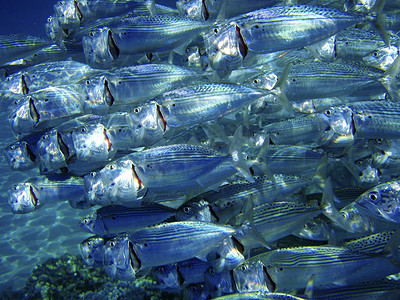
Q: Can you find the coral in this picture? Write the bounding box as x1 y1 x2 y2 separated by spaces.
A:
2 254 180 300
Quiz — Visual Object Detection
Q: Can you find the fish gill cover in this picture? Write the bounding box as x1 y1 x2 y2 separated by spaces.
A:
1 0 400 299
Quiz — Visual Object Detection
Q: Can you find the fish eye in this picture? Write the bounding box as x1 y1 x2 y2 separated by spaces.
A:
208 268 215 275
373 51 378 57
253 79 259 84
369 192 379 201
190 286 197 292
134 107 140 114
241 265 247 271
86 80 90 85
109 164 115 170
81 127 86 132
183 206 191 213
86 241 91 246
213 28 219 34
83 218 89 224
9 145 15 150
325 110 331 115
109 241 115 247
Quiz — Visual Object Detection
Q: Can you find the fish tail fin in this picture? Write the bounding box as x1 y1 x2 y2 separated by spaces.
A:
146 0 156 16
312 153 329 190
272 63 295 117
369 0 390 46
233 195 271 254
229 125 254 182
380 53 400 99
215 0 227 22
383 229 400 268
320 177 343 225
255 137 277 185
304 274 316 300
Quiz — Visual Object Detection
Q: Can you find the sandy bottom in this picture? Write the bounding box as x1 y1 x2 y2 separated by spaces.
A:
0 120 95 292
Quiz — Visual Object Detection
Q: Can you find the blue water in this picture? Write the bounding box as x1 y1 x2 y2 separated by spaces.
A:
0 1 54 36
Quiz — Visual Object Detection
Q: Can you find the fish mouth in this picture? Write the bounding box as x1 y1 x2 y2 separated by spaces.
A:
107 29 120 60
235 25 248 59
21 75 29 95
103 129 112 151
176 265 185 286
57 132 70 160
28 97 40 127
156 104 167 132
201 0 210 21
131 163 143 190
351 112 357 135
263 265 276 292
74 0 83 21
29 185 38 207
128 241 141 272
231 236 245 255
25 143 36 162
103 78 114 107
208 204 220 223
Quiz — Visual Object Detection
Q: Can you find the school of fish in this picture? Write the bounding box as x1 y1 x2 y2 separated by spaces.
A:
2 0 400 299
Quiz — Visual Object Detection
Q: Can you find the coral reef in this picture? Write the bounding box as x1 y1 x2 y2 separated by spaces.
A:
1 254 180 300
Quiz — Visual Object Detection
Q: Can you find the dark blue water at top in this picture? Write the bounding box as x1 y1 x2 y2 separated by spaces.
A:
0 0 55 37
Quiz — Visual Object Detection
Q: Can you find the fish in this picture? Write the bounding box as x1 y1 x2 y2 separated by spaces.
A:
8 176 86 214
234 245 400 291
212 4 383 55
54 0 153 29
81 63 208 113
79 235 108 266
0 34 51 65
79 204 176 236
355 181 400 224
102 221 237 279
4 140 37 171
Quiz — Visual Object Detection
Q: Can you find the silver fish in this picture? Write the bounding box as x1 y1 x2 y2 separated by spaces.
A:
80 204 176 236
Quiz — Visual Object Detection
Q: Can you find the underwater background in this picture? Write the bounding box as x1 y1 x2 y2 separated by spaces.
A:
0 2 183 296
1 0 400 299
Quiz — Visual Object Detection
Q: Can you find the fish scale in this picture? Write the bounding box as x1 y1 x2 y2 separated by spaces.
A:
155 83 266 126
232 5 368 54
